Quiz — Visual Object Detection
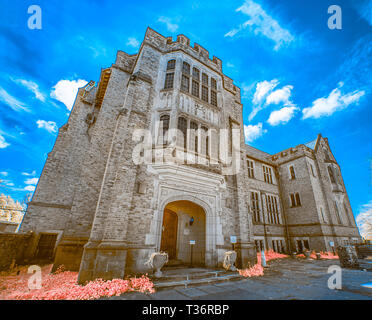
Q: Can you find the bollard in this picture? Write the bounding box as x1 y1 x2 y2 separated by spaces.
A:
261 250 267 267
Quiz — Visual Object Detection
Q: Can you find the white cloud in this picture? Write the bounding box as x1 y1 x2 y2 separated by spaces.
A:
50 79 88 111
302 86 365 119
24 185 36 192
266 85 293 105
12 79 46 102
225 0 295 50
36 120 58 133
22 170 36 176
158 16 179 32
252 79 279 105
0 87 29 112
126 37 140 48
356 201 372 240
244 122 267 143
267 106 299 126
25 177 39 185
0 172 8 176
0 134 10 149
249 79 296 121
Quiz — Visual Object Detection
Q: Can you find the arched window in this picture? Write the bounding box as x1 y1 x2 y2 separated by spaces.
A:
177 117 188 149
190 121 198 153
158 114 170 145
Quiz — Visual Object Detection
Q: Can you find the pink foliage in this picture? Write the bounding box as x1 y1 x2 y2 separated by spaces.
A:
310 251 339 260
257 249 288 263
238 250 288 278
238 263 264 277
0 264 155 300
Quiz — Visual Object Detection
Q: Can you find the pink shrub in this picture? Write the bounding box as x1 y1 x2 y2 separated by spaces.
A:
238 264 264 277
238 249 288 278
0 264 155 300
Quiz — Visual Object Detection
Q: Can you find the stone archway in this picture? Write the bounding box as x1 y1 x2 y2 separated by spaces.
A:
161 200 206 265
156 194 218 267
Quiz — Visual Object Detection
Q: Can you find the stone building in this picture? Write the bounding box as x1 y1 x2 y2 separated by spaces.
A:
0 194 25 232
20 28 361 282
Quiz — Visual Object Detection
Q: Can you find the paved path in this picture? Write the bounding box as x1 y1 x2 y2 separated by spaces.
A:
110 258 372 300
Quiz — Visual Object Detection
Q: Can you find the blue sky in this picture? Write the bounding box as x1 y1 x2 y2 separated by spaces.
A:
0 0 371 220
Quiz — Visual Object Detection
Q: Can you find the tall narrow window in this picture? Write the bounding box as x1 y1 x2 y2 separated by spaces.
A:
164 60 175 89
201 73 209 102
211 78 217 106
192 67 200 98
164 73 174 89
251 192 260 223
177 117 188 149
274 197 279 224
158 114 170 145
247 159 254 178
201 126 208 156
181 62 190 93
192 79 199 97
181 74 189 92
290 194 296 207
295 193 301 206
190 121 198 153
263 166 273 184
328 166 335 183
289 166 296 179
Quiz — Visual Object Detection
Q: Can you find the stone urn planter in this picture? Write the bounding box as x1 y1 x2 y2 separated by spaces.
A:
304 250 311 259
223 251 237 271
315 252 321 260
145 252 169 278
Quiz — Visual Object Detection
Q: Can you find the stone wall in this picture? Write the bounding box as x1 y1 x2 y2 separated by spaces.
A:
0 233 34 271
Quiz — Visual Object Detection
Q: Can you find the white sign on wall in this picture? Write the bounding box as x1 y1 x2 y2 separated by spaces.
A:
190 240 196 245
230 236 237 244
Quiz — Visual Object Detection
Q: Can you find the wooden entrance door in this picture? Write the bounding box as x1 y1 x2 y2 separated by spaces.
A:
36 233 57 260
160 210 178 259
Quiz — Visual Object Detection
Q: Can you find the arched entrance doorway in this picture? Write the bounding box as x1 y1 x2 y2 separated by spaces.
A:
160 200 206 266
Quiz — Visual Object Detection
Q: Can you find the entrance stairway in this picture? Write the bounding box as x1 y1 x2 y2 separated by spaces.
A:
151 267 244 290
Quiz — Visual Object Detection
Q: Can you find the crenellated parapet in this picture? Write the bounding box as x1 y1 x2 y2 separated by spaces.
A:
144 27 223 74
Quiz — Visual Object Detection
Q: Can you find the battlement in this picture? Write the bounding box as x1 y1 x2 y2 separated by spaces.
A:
143 27 223 73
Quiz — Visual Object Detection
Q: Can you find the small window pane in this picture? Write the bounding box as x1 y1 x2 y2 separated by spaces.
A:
192 80 199 97
182 62 190 74
181 75 189 92
167 60 175 70
192 67 200 80
202 73 208 85
201 85 209 102
211 90 217 106
211 78 217 90
164 73 174 89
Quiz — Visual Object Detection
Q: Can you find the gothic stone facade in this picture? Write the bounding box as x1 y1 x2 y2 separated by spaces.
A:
20 28 361 283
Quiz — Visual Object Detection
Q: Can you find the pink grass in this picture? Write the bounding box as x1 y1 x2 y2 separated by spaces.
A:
0 264 155 300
